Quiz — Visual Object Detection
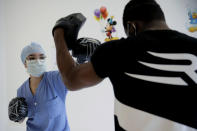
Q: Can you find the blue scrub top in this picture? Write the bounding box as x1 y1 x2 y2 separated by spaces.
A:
17 71 70 131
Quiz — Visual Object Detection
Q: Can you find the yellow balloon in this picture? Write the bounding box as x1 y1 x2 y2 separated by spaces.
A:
94 16 100 21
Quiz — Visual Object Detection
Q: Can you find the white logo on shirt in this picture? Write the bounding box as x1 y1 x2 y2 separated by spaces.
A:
125 51 197 86
114 97 192 130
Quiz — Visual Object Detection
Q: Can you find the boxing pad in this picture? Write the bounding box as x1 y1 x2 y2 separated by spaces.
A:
52 13 86 50
8 97 28 122
72 37 101 64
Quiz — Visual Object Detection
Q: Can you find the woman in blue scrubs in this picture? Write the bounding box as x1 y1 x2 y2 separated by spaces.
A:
17 42 70 131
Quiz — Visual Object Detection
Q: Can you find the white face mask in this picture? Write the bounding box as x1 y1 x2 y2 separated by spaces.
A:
26 59 46 77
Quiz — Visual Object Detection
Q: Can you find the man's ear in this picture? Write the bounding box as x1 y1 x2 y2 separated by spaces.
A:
125 21 131 36
127 23 130 31
126 21 134 36
127 21 137 36
127 21 136 30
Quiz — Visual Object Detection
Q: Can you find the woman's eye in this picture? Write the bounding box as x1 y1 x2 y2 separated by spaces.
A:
29 57 36 60
40 56 46 60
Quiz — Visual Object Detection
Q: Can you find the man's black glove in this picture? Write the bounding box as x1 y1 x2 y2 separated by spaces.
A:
8 97 28 122
52 13 86 50
72 37 101 64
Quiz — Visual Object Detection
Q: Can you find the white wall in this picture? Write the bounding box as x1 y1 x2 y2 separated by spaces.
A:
0 0 196 131
0 0 8 130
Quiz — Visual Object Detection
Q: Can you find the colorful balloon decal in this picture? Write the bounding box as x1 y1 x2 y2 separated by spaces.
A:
94 6 108 21
187 8 197 33
94 6 119 41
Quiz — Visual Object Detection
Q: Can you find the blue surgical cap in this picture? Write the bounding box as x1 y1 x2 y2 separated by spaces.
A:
21 42 45 64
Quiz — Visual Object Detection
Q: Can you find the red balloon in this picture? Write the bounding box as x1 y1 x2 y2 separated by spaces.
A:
100 6 107 14
102 11 108 19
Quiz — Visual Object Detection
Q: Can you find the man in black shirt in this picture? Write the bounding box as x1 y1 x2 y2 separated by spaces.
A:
53 0 197 130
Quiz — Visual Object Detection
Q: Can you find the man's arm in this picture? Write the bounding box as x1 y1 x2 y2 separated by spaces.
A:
54 29 103 91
